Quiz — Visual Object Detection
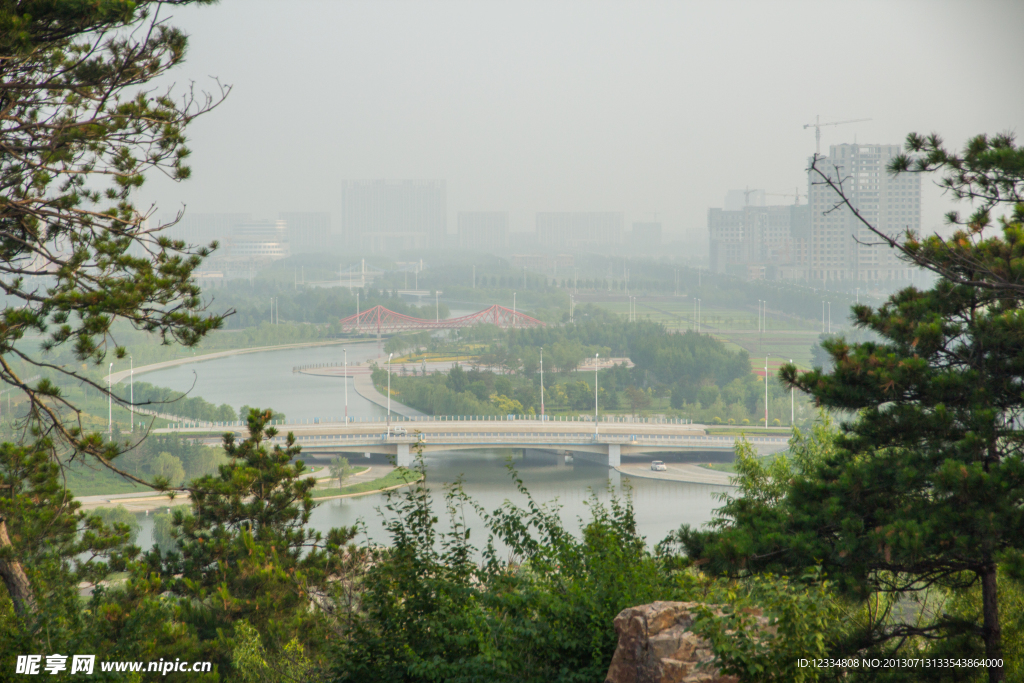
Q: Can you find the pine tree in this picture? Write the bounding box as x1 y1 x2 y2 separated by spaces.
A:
145 409 361 672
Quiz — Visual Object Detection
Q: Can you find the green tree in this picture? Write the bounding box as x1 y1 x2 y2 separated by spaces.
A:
151 452 186 487
329 456 353 489
624 385 650 417
0 0 227 618
144 408 360 671
781 133 1024 681
89 505 141 546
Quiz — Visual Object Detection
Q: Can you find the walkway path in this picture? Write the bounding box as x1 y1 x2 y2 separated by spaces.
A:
617 462 736 487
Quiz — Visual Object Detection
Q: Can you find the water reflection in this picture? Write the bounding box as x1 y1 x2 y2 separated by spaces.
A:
135 448 730 551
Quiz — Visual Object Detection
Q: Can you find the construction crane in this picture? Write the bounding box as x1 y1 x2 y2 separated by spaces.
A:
743 186 762 206
766 187 804 204
803 115 872 155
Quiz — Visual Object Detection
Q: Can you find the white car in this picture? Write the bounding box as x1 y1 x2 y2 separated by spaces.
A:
388 427 407 437
651 461 667 472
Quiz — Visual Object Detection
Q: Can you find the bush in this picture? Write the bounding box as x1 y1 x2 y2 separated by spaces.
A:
334 456 676 682
712 416 722 425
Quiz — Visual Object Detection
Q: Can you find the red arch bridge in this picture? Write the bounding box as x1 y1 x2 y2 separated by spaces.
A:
339 304 545 334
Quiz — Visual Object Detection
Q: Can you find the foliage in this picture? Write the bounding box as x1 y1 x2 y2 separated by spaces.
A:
0 0 228 462
332 455 675 682
692 569 839 683
329 456 353 488
89 505 141 547
232 620 315 683
140 408 361 672
0 439 156 668
774 136 1024 679
126 381 236 423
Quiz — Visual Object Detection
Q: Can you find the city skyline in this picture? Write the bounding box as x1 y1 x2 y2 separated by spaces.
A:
136 1 1023 247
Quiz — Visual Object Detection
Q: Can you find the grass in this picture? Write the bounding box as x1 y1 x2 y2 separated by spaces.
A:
66 462 151 497
312 468 422 499
315 465 369 483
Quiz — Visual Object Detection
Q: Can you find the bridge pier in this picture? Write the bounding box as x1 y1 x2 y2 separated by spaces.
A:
396 442 412 468
607 444 621 468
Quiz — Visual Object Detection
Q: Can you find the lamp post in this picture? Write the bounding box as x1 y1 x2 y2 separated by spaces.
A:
387 352 393 433
344 348 348 426
129 355 133 433
764 356 769 428
594 353 599 436
540 347 545 419
108 362 113 435
435 291 439 323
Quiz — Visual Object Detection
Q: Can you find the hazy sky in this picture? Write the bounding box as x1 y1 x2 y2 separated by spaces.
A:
139 0 1024 242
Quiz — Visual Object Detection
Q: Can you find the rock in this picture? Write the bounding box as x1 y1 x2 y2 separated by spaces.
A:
604 601 762 683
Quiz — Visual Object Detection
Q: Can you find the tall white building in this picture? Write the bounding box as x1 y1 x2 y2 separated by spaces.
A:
805 143 921 284
340 180 447 254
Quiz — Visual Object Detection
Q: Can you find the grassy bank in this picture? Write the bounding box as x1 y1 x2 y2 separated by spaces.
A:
312 468 422 499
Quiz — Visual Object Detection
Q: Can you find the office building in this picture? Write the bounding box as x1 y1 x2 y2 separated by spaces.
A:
340 180 447 253
804 143 920 283
279 212 331 255
708 143 921 282
536 212 623 249
458 211 509 252
230 219 290 260
709 204 807 277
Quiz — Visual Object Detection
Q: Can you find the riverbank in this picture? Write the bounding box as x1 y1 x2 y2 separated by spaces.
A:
617 462 736 487
107 338 376 385
76 464 420 511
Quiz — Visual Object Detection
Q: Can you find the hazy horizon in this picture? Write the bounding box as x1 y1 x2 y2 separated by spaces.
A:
138 0 1024 243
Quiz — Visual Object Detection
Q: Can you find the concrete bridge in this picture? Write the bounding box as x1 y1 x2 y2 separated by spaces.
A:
159 418 790 468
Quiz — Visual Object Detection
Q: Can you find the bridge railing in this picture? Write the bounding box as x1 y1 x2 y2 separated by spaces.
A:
167 414 702 430
268 432 789 448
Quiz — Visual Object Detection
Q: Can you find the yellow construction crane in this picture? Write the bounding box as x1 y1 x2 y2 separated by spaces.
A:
804 115 872 155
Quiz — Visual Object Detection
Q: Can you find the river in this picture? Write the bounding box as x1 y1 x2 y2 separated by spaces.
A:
132 341 732 550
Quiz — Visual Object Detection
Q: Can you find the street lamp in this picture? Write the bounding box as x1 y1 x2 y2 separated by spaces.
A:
344 348 348 426
764 356 769 429
540 347 545 419
108 362 113 435
387 352 393 434
129 355 133 433
594 353 599 436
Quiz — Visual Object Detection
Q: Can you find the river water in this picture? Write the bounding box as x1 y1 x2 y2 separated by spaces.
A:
132 342 733 550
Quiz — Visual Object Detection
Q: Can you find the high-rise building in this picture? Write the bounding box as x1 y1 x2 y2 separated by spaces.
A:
805 143 921 283
536 212 623 249
457 211 509 252
340 180 447 254
279 212 331 255
230 220 290 260
708 204 807 277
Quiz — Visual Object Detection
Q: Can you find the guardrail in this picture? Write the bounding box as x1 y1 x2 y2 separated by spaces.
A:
268 432 789 448
167 414 702 430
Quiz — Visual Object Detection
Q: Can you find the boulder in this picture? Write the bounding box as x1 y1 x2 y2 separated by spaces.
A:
604 601 761 683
